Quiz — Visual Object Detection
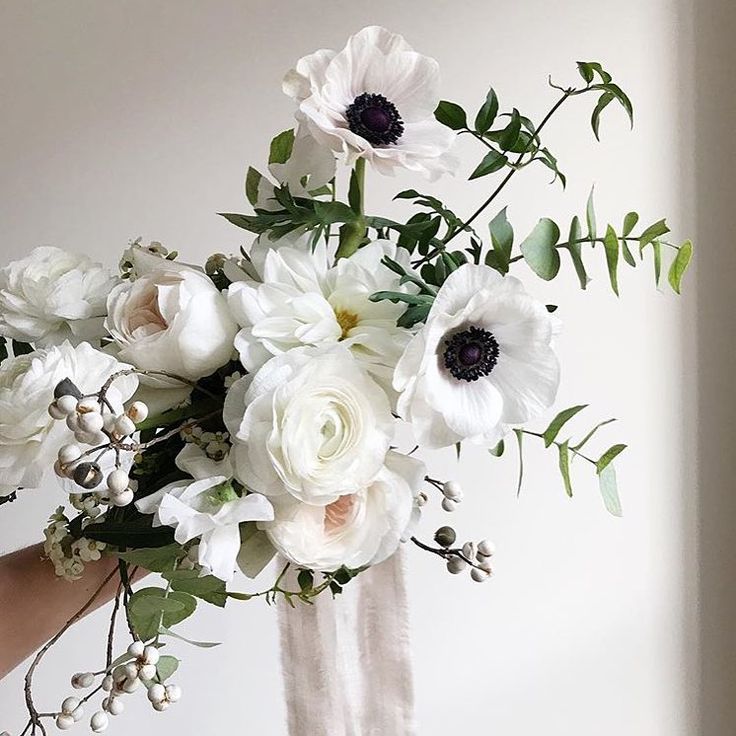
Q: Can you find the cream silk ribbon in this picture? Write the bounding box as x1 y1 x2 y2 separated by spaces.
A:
278 550 416 735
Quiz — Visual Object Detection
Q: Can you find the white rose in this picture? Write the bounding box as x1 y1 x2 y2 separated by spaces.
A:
0 342 138 495
0 246 119 346
265 451 425 571
223 346 394 506
105 255 238 381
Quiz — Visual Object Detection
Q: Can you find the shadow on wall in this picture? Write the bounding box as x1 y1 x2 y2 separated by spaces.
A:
691 0 736 733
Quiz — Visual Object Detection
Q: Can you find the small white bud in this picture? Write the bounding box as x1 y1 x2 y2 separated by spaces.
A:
65 413 80 432
126 401 149 423
55 714 75 730
470 567 490 583
103 414 117 433
107 469 129 494
142 645 160 665
61 697 80 715
57 395 79 416
111 666 127 683
461 541 475 560
90 711 109 733
59 444 83 465
147 683 166 704
416 491 428 508
109 489 134 507
71 706 84 723
165 684 181 703
104 696 124 716
139 663 157 681
442 480 463 501
477 539 495 558
48 402 67 420
446 557 468 575
123 663 139 680
127 640 145 658
101 675 114 692
479 559 493 574
441 497 457 512
114 415 136 437
71 672 95 689
76 397 100 414
78 412 104 434
152 700 170 712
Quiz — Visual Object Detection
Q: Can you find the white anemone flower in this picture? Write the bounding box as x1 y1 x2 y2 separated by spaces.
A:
227 240 414 392
283 26 457 179
136 444 274 581
394 264 560 449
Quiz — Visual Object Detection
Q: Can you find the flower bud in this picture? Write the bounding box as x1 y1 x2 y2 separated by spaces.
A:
434 526 456 548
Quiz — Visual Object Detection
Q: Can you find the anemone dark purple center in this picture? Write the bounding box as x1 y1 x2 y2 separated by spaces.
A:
443 326 500 382
345 93 404 146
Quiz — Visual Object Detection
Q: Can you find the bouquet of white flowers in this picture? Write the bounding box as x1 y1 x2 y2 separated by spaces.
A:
0 26 692 735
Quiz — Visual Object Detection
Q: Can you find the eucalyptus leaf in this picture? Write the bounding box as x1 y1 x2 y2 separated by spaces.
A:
520 218 561 280
586 187 597 241
158 626 221 648
566 215 589 289
598 463 623 517
117 545 181 573
162 570 228 607
668 240 693 294
558 441 573 497
128 588 197 642
543 405 588 447
237 525 276 579
245 167 263 207
596 444 627 474
155 656 179 682
602 225 620 296
622 211 639 236
639 219 670 251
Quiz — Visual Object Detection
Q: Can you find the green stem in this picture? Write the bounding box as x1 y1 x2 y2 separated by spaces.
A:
521 430 596 465
335 157 367 260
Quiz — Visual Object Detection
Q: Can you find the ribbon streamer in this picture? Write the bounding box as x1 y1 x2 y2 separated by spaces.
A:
278 550 416 735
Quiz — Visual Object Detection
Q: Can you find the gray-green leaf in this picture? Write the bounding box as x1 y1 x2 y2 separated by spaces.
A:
543 405 588 447
603 225 620 296
520 218 561 280
598 463 623 517
668 240 693 294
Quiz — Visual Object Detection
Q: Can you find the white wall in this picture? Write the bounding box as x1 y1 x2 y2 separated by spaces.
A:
0 0 718 733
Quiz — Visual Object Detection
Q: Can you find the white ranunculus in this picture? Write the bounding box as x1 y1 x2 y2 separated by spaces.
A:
0 342 138 495
283 26 457 179
223 346 394 506
0 246 119 347
256 131 336 211
106 254 238 382
136 444 274 582
227 240 414 390
265 450 425 571
394 264 560 449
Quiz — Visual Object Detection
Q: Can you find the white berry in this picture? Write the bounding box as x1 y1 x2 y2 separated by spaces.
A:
139 663 157 681
471 567 490 583
441 497 457 512
127 640 145 658
142 645 160 665
121 677 140 694
442 480 463 501
114 415 136 437
103 697 124 716
90 711 109 733
59 444 83 465
48 402 66 420
123 663 138 680
77 397 101 414
446 557 468 575
71 706 84 723
165 684 181 703
147 683 166 704
107 469 129 494
477 539 495 558
61 697 80 715
126 401 149 423
55 714 75 730
101 674 114 692
71 672 95 689
78 412 104 434
461 541 475 559
56 395 79 416
109 489 134 507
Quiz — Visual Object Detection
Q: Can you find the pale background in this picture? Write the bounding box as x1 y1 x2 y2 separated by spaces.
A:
0 1 733 734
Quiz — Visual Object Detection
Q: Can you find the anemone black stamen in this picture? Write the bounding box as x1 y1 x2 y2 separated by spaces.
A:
443 326 500 382
345 92 404 146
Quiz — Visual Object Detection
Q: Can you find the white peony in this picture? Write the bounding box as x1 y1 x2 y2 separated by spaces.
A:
0 342 138 495
106 252 238 383
283 26 457 179
223 345 394 506
394 264 560 449
256 131 336 211
265 451 425 571
227 240 414 390
136 444 274 582
0 246 119 347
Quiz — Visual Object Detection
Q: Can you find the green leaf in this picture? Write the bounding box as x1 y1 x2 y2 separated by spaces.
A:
598 463 623 517
520 218 561 280
128 588 197 641
496 108 521 151
348 168 361 214
621 239 636 267
577 61 595 84
117 545 181 573
487 207 514 275
639 219 670 251
586 187 597 241
297 569 314 592
489 440 505 457
469 148 507 179
622 211 639 236
245 167 262 207
155 656 179 682
268 129 295 165
158 626 221 648
668 240 693 294
237 525 276 579
577 61 612 84
603 225 620 296
11 340 33 356
558 441 573 497
474 88 499 134
162 569 228 607
514 429 524 497
591 92 615 140
653 241 662 286
435 101 467 130
570 418 616 454
592 82 634 128
566 215 589 289
543 405 588 447
596 444 627 474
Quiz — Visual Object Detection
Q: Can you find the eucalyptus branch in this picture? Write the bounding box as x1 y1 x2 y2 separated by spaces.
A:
519 430 596 464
